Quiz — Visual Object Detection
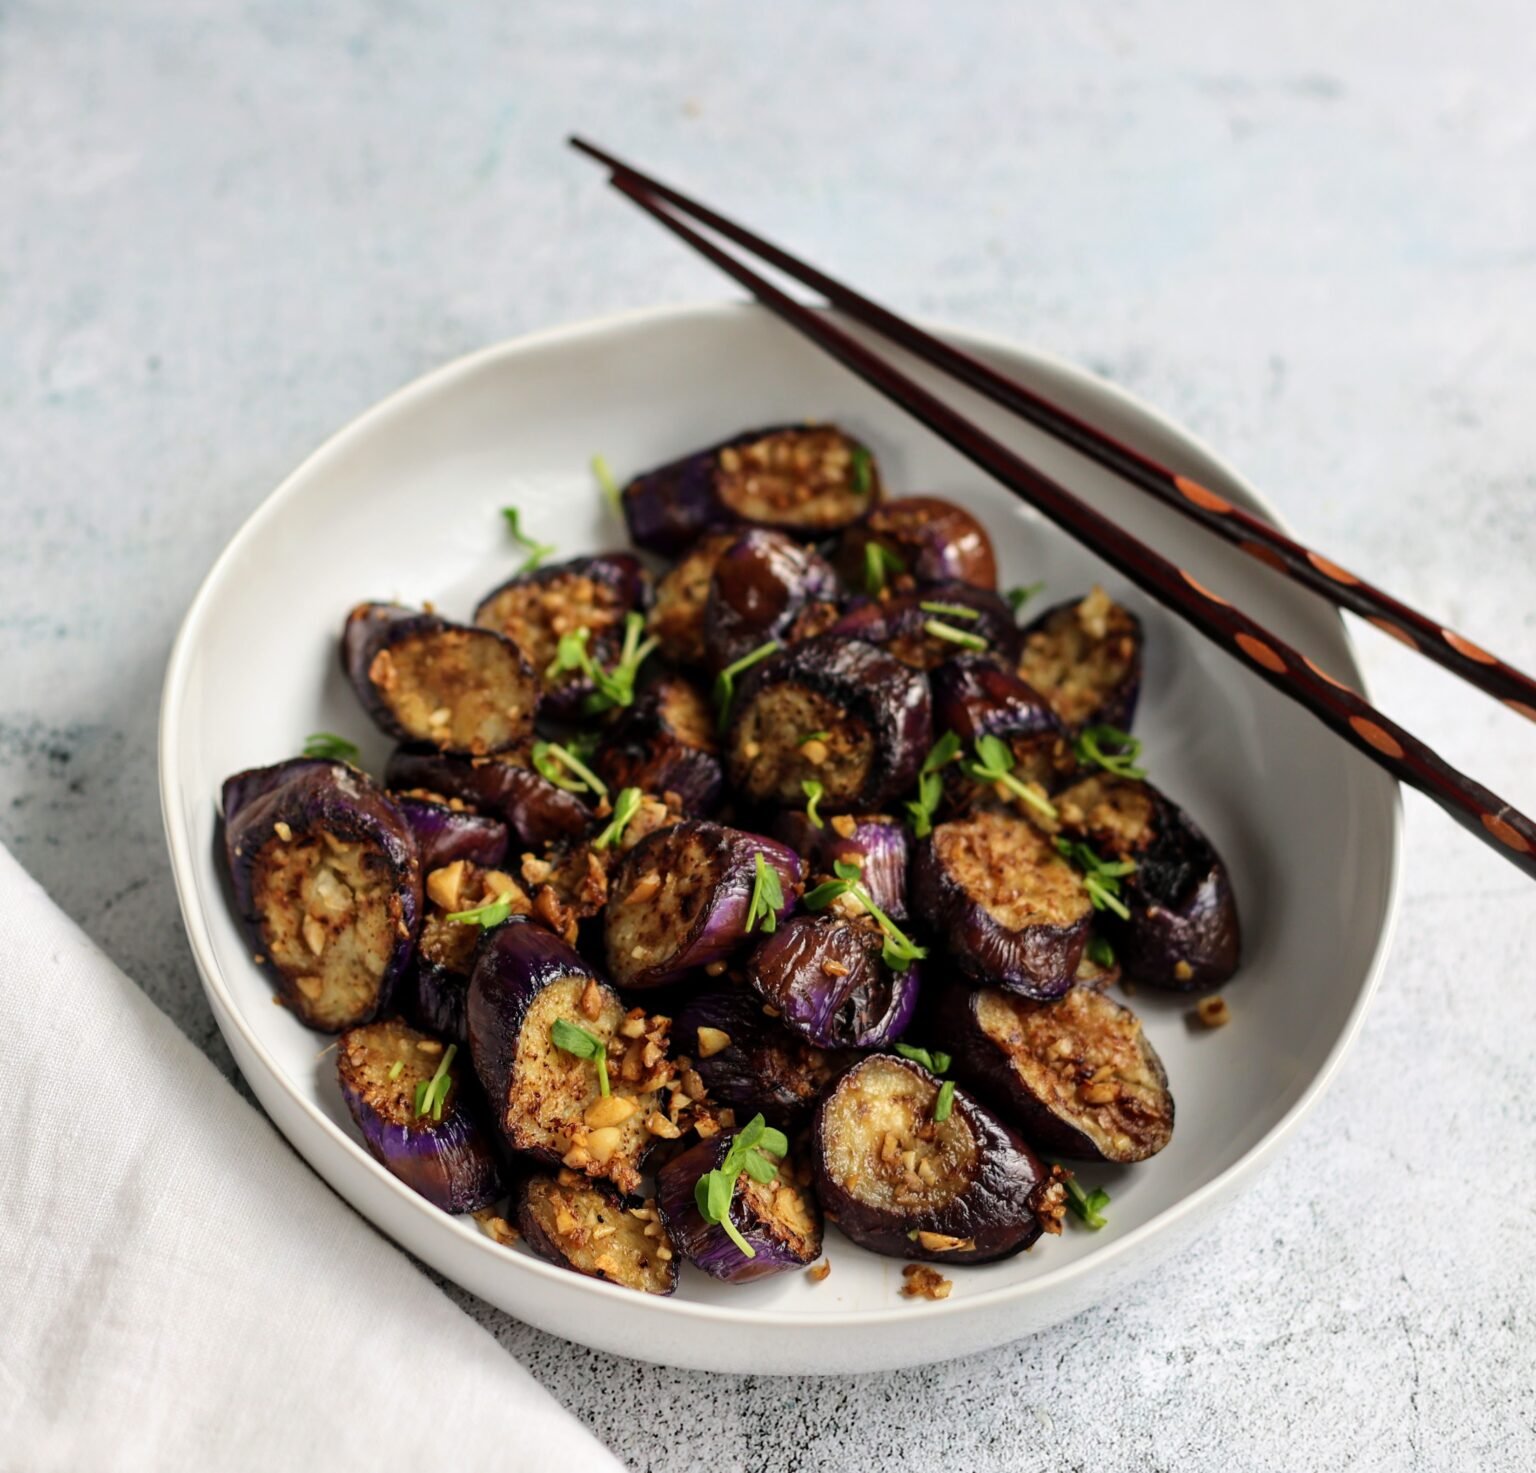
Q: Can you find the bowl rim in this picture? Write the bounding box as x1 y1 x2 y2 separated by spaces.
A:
159 298 1402 1328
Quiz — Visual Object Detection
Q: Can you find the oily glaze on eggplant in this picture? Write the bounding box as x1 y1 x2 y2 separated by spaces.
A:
622 424 881 556
769 810 910 920
725 635 932 812
516 1170 677 1294
1017 588 1144 731
474 554 649 720
702 528 841 672
647 531 739 667
342 602 538 755
1054 774 1240 989
675 987 856 1126
337 1018 502 1212
830 583 1021 672
385 744 593 848
834 495 998 591
467 917 665 1192
594 673 724 816
912 809 1092 999
393 790 511 871
745 914 920 1050
927 979 1173 1163
655 1133 822 1283
931 655 1076 800
812 1054 1064 1263
603 821 801 989
222 758 421 1031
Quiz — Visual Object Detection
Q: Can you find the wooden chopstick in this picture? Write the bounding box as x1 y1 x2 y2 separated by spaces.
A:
573 152 1536 881
570 136 1536 727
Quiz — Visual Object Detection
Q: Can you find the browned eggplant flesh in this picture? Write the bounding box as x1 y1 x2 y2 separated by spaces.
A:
1017 588 1143 731
517 1170 678 1294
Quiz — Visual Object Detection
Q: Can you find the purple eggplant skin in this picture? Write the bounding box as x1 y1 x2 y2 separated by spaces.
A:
930 656 1076 796
769 810 910 921
812 1054 1064 1263
911 809 1092 1000
221 758 421 1033
655 1134 823 1283
833 495 999 592
337 1020 503 1213
675 987 857 1127
703 529 841 673
603 821 802 989
1055 774 1240 990
474 553 650 720
726 635 933 812
622 424 882 557
384 745 592 848
924 977 1174 1164
594 673 724 817
342 602 539 755
515 1172 678 1295
829 583 1021 672
393 792 510 871
745 914 921 1050
1017 590 1144 733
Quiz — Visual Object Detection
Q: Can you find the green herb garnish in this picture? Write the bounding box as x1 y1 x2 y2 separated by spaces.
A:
531 740 608 798
965 735 1057 820
1059 1170 1111 1230
592 787 643 851
692 1113 790 1260
893 1043 953 1075
849 445 874 497
905 730 962 838
713 639 781 732
387 1059 404 1081
303 732 362 765
1054 838 1136 921
798 729 832 747
547 615 659 716
803 859 927 972
923 618 988 652
1074 724 1147 780
1006 581 1045 614
445 893 515 928
917 601 981 622
933 1078 956 1124
591 453 622 514
501 506 557 573
551 1018 610 1097
413 1043 457 1121
863 541 906 596
801 779 826 830
745 851 785 936
1085 933 1117 969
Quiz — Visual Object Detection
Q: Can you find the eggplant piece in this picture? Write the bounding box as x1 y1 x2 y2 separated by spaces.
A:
516 1170 678 1295
655 1133 822 1282
745 914 921 1050
221 758 421 1032
393 790 510 871
675 987 856 1126
703 529 841 672
385 745 593 848
474 554 649 720
911 809 1092 999
927 979 1173 1163
769 810 910 920
468 918 666 1193
593 673 724 816
603 821 801 989
646 531 739 667
342 603 538 755
829 583 1021 672
622 424 881 556
1055 774 1240 989
725 635 932 812
812 1054 1064 1263
834 494 999 591
931 656 1076 799
1017 588 1144 731
337 1019 502 1212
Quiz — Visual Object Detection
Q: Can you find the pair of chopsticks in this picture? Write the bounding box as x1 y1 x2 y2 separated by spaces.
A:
570 137 1536 882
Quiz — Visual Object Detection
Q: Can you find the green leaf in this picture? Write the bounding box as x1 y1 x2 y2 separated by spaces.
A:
831 858 863 884
849 445 873 496
531 741 608 799
966 736 1058 820
1006 581 1045 614
917 600 981 622
1053 838 1136 920
801 877 853 910
742 1150 778 1184
501 506 557 572
444 893 514 928
745 853 784 935
797 730 832 747
894 1043 937 1072
591 453 622 514
302 732 362 766
863 540 905 596
550 1018 601 1060
1059 1170 1111 1229
933 1078 956 1123
387 1059 404 1081
592 787 644 851
1074 724 1147 780
712 639 782 732
1085 933 1117 968
758 1126 789 1157
923 618 988 651
414 1043 457 1120
801 779 825 830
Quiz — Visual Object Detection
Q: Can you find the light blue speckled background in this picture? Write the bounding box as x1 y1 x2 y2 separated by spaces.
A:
4 3 1535 1468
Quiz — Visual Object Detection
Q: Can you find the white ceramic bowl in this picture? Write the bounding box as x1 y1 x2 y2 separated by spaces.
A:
160 302 1400 1374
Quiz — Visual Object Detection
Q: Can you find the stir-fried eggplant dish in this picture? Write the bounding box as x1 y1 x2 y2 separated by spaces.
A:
220 422 1244 1300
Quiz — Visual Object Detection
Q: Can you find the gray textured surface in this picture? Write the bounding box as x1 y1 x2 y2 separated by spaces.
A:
4 2 1535 1468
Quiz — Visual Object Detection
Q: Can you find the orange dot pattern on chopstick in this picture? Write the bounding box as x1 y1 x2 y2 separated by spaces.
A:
1307 550 1359 585
1180 569 1227 604
1174 475 1233 514
1505 700 1536 723
1235 634 1286 673
1369 617 1418 649
1239 539 1288 572
1483 813 1532 853
1304 657 1351 692
1443 629 1497 665
1349 716 1403 758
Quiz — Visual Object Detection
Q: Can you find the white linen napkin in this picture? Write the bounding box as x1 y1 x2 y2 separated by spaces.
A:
0 843 623 1472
